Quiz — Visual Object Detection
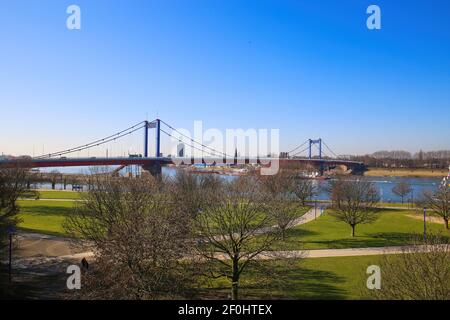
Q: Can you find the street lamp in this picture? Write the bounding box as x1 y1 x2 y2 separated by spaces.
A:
7 226 16 284
314 195 317 220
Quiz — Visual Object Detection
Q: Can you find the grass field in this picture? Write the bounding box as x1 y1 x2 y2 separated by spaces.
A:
0 253 382 299
17 200 75 236
269 209 449 250
207 255 381 299
17 198 450 250
37 190 82 200
12 197 449 300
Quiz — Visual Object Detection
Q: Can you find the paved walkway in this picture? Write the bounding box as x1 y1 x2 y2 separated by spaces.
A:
14 232 88 258
13 230 420 263
11 204 438 263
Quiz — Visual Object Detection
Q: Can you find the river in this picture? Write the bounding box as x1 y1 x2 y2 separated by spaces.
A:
36 166 442 203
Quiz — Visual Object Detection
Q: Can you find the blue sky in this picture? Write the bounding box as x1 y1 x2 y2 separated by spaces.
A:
0 0 449 157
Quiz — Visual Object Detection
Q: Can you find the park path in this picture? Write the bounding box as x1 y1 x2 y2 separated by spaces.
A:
39 244 436 262
10 204 439 263
291 204 325 227
12 223 421 264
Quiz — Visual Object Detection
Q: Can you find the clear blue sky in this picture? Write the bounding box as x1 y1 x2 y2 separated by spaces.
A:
1 0 449 157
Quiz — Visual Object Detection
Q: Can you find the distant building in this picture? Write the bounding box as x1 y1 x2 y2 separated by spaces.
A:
177 143 185 157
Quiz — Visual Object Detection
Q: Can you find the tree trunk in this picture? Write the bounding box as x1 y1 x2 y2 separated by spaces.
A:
445 219 449 230
351 225 356 237
401 196 404 204
231 281 238 300
231 257 239 300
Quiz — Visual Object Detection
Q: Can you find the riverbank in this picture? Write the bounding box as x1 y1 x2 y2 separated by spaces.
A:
364 167 447 177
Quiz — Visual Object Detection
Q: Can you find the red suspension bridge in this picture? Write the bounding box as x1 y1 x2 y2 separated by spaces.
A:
0 119 365 175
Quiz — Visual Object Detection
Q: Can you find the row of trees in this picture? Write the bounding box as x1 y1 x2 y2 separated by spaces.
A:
64 170 319 300
348 150 450 169
65 171 448 299
327 177 450 236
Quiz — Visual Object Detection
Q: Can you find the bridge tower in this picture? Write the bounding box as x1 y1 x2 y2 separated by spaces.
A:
308 139 322 159
143 119 161 158
144 121 149 157
155 119 160 157
143 119 162 177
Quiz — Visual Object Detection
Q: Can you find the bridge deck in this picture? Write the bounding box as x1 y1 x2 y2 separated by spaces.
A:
0 157 364 168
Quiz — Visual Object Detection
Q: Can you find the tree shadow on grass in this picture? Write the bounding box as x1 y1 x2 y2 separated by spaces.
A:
0 263 67 299
205 260 349 300
272 229 320 250
20 205 74 216
370 232 450 245
303 232 439 249
247 262 349 300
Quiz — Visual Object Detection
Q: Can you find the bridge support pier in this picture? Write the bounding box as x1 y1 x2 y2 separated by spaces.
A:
142 163 162 178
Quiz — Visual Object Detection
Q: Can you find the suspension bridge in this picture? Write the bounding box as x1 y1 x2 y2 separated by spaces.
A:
0 119 365 175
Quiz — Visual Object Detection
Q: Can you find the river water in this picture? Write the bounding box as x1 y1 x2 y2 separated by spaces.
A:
37 166 442 203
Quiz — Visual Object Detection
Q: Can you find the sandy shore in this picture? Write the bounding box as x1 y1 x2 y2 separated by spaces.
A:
365 168 447 178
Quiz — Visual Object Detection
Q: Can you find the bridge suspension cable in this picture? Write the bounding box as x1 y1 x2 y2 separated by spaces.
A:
34 121 146 159
290 145 310 158
287 139 309 155
322 140 339 158
159 120 233 158
159 128 228 158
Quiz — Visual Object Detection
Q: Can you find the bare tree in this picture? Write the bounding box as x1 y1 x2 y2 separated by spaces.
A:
257 170 295 198
422 185 450 230
169 169 222 217
268 200 301 241
328 177 380 237
373 235 450 300
392 182 412 204
48 170 60 190
0 167 36 248
292 178 316 205
64 175 197 299
194 176 282 300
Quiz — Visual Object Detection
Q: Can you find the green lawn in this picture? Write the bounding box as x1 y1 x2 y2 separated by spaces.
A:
377 202 415 208
271 209 450 250
37 190 82 200
15 199 450 251
17 200 75 236
206 255 381 299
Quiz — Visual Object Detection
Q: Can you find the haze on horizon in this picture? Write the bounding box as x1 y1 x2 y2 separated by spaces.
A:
1 0 449 157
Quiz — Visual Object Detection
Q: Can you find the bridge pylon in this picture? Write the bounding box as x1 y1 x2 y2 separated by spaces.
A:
144 119 161 158
308 138 322 159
